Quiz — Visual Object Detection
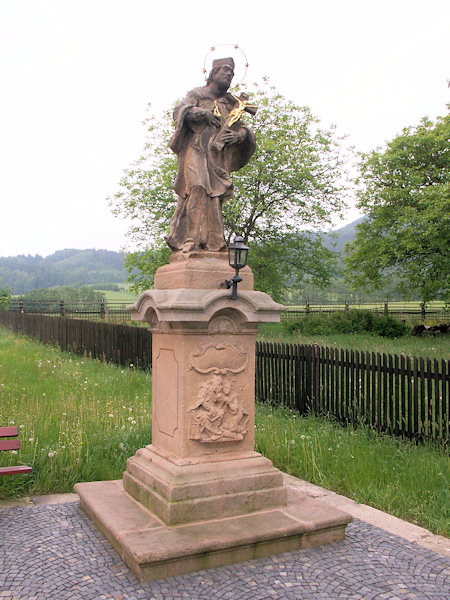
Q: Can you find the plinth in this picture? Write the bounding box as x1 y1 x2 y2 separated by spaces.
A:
75 254 351 581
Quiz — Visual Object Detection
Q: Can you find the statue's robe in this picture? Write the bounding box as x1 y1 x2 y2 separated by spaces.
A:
166 86 256 252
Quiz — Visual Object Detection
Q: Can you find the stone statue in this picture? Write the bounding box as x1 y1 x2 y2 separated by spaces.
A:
166 57 257 253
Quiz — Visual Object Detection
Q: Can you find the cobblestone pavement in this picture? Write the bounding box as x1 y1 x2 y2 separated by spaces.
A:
0 500 448 600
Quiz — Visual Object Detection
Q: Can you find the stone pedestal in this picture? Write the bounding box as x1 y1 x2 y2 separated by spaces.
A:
75 255 351 581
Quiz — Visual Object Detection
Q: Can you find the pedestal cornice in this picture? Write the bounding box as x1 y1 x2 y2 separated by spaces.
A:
127 288 286 328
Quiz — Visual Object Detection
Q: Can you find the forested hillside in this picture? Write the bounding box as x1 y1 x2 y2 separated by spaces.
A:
0 220 366 296
0 249 127 294
321 217 365 254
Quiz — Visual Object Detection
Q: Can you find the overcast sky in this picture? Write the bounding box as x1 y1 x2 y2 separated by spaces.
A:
0 0 448 258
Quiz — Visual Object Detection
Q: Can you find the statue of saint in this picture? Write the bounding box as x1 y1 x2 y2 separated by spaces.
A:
166 57 256 253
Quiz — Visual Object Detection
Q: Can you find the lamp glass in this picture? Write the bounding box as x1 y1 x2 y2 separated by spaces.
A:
234 248 248 270
228 236 249 270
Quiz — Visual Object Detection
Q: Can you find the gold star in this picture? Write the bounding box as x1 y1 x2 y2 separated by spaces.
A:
245 63 249 68
202 68 207 74
210 46 216 51
234 44 239 49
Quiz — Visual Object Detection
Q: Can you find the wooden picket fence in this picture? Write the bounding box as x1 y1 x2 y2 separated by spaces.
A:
256 342 449 445
0 311 152 370
1 311 448 444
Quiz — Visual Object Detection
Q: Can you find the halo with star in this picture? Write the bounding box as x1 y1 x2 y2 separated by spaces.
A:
203 44 249 88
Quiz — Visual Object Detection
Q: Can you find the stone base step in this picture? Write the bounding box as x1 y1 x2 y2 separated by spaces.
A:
75 479 352 583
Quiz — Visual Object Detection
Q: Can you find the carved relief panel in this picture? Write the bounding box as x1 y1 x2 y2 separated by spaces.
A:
188 343 249 443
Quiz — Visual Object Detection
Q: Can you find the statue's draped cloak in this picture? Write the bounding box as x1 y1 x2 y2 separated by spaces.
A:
166 86 256 251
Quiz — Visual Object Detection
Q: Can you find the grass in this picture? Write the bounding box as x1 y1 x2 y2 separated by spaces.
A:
0 327 448 536
99 289 139 304
0 328 151 497
255 404 448 536
258 322 450 360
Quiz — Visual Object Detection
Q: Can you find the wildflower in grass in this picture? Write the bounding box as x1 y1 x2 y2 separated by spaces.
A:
109 413 114 418
300 435 306 440
10 420 14 425
48 451 56 457
131 420 136 425
119 443 126 452
10 450 17 455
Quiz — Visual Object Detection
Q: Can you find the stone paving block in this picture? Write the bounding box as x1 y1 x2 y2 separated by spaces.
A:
0 500 449 599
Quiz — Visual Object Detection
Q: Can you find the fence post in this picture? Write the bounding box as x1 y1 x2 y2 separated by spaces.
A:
384 300 389 316
421 301 426 322
305 302 310 315
59 300 65 317
19 299 24 314
313 343 321 414
100 299 106 320
305 345 313 412
344 301 349 311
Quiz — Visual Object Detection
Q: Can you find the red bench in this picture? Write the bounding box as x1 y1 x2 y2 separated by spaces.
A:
0 426 33 476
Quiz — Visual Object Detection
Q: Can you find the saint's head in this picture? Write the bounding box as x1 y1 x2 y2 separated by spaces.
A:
207 57 235 92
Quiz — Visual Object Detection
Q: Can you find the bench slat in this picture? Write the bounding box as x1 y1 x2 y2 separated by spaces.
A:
0 426 32 476
0 439 21 451
0 465 33 476
0 426 19 437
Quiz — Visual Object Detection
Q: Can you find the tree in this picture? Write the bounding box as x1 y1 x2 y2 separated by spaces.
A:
110 81 349 300
21 286 105 311
0 278 11 310
344 110 450 302
0 250 128 294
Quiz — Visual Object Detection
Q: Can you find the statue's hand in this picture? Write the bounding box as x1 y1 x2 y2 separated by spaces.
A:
203 111 222 128
221 129 246 146
187 108 221 128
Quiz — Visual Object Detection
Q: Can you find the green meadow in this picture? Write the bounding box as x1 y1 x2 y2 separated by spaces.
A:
0 327 448 536
99 289 139 304
258 322 450 361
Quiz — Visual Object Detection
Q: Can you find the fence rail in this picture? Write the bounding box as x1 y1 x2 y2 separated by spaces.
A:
1 311 448 445
281 301 448 322
7 299 449 323
7 300 132 323
256 341 449 445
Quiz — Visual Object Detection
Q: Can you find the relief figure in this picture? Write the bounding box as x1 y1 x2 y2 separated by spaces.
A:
189 374 248 443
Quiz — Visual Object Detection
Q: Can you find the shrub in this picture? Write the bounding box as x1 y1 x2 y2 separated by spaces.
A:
286 310 408 338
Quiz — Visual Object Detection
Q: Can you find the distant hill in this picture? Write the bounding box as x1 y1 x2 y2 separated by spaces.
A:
0 249 128 294
322 217 365 254
0 218 366 295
